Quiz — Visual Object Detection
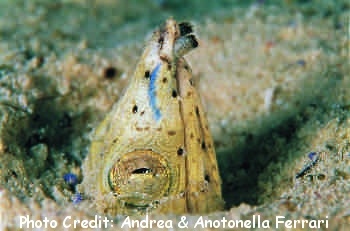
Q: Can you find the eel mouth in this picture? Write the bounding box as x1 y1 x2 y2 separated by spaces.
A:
108 150 170 207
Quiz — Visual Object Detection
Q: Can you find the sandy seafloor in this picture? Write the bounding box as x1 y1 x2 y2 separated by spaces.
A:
0 0 349 230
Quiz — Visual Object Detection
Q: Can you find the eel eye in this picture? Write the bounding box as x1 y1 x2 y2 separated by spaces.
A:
131 168 152 174
108 150 170 207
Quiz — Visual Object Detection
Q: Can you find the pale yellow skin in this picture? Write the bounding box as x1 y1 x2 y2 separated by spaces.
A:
79 19 224 215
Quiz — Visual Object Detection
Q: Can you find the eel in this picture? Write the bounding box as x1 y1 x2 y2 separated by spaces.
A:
79 19 224 216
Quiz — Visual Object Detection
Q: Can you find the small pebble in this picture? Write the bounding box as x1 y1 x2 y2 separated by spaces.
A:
308 152 317 161
264 87 276 111
63 173 78 186
295 152 320 179
72 192 83 204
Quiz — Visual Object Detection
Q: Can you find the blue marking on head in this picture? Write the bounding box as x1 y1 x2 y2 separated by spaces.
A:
149 63 162 121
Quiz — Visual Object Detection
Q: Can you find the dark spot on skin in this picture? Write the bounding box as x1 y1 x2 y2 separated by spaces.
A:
208 144 212 149
195 106 200 117
177 148 184 156
103 66 118 79
140 111 145 116
136 127 143 131
197 138 201 143
162 77 167 83
132 105 138 113
187 91 192 97
204 174 210 182
172 90 177 98
190 133 194 139
145 70 150 78
144 127 150 131
112 139 117 144
179 22 193 36
158 37 164 46
168 130 176 136
160 54 170 63
189 79 194 86
188 34 198 48
201 141 206 150
157 127 162 131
